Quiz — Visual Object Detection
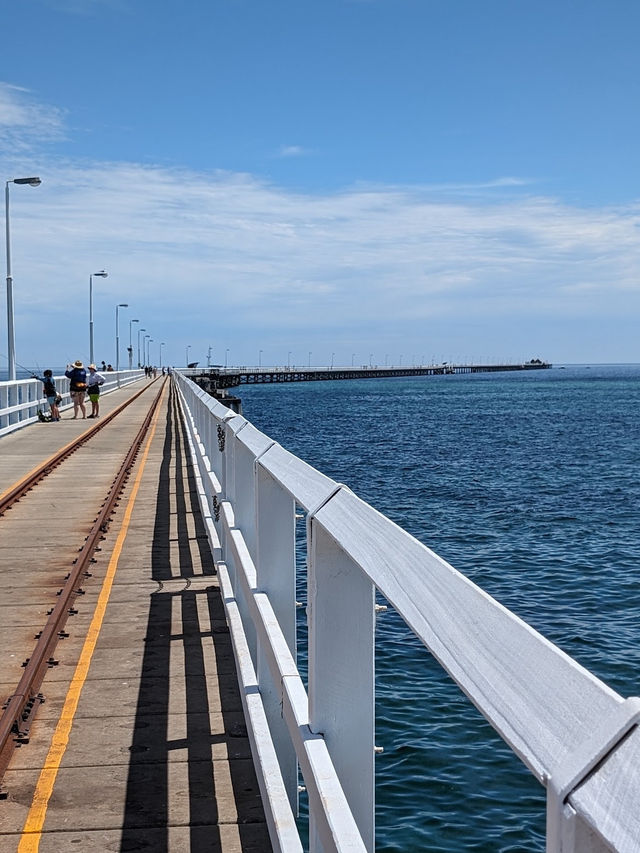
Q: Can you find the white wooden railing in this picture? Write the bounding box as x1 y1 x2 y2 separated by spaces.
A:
174 371 640 853
0 369 145 437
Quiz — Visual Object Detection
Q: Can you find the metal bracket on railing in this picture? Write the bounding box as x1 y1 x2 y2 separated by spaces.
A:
212 494 221 522
546 695 640 852
217 424 226 452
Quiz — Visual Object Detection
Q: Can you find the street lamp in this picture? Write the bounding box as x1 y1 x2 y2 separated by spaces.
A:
331 352 335 368
287 350 291 368
144 334 151 367
147 338 153 366
308 351 312 368
160 342 165 366
137 328 146 367
225 348 229 367
5 176 41 381
259 349 263 368
89 270 108 366
128 319 139 369
115 303 128 372
186 345 191 367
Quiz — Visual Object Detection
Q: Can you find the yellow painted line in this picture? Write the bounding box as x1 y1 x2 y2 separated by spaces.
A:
18 384 168 851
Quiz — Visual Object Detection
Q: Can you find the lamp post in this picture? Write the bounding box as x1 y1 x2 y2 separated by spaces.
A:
287 350 291 369
115 303 128 372
160 342 165 366
144 335 151 368
186 345 191 367
259 349 263 368
137 328 145 367
308 351 312 368
5 176 41 381
128 319 139 369
88 270 108 366
147 338 153 366
207 346 212 367
225 348 229 367
331 352 335 368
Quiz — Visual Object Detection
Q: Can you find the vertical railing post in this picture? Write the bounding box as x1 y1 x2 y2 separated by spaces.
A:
308 518 375 852
256 460 299 811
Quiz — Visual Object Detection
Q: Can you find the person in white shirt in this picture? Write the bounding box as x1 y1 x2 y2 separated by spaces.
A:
86 364 105 418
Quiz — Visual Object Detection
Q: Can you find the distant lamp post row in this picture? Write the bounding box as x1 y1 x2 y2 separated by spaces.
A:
5 176 41 381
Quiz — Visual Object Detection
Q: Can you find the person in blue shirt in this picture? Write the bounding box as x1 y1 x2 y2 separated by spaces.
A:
65 360 88 419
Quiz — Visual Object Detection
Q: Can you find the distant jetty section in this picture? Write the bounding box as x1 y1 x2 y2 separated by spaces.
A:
187 360 551 408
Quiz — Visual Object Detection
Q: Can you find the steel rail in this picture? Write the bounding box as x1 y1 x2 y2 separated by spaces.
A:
0 379 166 789
0 378 160 516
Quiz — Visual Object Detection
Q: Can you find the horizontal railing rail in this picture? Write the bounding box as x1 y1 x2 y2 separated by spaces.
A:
0 369 146 437
174 370 639 853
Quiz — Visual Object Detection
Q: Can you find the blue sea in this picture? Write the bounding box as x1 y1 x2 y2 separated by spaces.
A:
240 364 640 852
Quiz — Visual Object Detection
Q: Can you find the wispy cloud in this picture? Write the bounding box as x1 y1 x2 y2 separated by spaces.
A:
2 84 639 365
0 83 66 151
276 144 311 158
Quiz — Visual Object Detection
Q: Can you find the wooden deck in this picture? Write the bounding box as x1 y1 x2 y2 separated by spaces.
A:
0 379 271 852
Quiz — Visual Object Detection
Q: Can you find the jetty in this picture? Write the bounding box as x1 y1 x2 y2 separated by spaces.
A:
185 359 551 393
1 366 638 853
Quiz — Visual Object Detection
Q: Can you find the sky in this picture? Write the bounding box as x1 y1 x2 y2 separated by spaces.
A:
1 0 639 371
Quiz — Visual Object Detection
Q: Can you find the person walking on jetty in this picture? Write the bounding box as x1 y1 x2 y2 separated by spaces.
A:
86 363 105 418
65 360 88 419
33 369 61 421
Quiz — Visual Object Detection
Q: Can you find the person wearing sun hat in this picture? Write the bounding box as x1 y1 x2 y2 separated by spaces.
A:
65 360 88 419
86 363 105 418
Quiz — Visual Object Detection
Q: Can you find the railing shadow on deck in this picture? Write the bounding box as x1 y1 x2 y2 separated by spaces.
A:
119 384 270 852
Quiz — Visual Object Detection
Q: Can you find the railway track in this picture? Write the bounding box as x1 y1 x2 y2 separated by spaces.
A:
0 378 166 791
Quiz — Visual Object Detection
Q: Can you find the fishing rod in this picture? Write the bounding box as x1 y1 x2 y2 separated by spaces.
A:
0 352 41 378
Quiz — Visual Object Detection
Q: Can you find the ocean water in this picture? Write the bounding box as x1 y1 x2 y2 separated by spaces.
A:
240 364 640 852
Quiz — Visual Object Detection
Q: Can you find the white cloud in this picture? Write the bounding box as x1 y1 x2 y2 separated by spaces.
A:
0 83 66 151
277 145 310 158
1 85 639 367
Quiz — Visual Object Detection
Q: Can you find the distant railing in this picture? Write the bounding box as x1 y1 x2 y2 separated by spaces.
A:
0 369 145 437
174 371 639 853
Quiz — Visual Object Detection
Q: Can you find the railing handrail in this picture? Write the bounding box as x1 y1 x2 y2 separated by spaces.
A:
174 372 639 853
0 369 146 437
